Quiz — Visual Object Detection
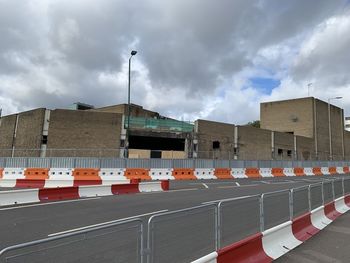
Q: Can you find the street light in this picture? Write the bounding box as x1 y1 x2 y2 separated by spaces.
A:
307 83 312 97
328 96 342 160
126 50 137 157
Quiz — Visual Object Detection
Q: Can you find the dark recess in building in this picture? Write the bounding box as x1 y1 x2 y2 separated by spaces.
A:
129 135 185 151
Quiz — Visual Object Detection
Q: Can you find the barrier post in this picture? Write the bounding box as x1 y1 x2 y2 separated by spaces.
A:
342 178 345 196
217 202 222 250
321 182 325 205
308 185 311 212
289 189 294 221
259 194 265 232
215 205 219 250
331 180 335 201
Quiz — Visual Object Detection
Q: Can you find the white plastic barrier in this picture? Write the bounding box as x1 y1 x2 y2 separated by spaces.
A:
260 168 273 178
191 252 218 263
310 206 332 230
99 168 127 184
0 179 17 188
139 182 163 192
283 168 295 177
231 168 247 178
336 167 345 175
334 197 350 214
79 185 113 197
194 169 216 180
262 221 302 259
303 168 314 176
0 189 39 206
45 168 74 188
2 168 26 179
321 167 329 175
149 169 174 180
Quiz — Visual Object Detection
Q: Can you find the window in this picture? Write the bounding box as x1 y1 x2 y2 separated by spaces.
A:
277 149 283 156
212 141 220 149
41 135 48 145
193 143 197 152
287 150 292 157
120 139 125 147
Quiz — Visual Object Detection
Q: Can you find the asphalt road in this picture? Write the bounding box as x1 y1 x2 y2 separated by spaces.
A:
0 176 348 262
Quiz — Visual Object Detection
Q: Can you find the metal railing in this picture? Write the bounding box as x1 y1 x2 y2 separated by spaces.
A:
1 178 349 262
0 157 348 169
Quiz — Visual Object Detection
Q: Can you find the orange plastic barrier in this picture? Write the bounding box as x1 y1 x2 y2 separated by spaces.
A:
24 168 49 180
344 167 350 174
271 168 285 177
312 167 322 176
73 168 100 180
329 167 337 175
294 167 305 177
214 168 233 179
245 168 261 178
124 169 151 180
172 168 196 180
0 168 3 179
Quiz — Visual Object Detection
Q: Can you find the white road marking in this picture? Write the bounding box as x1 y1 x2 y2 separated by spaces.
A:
48 209 169 237
202 195 253 205
217 184 259 189
0 197 101 211
259 181 271 184
235 182 241 186
202 183 209 189
165 188 198 193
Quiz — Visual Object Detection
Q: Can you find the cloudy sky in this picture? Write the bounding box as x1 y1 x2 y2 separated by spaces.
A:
1 0 350 124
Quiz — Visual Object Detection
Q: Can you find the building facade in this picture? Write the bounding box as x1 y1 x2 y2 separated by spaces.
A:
0 98 349 160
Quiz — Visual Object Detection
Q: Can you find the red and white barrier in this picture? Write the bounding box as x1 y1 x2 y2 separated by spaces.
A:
0 181 169 207
231 168 247 178
259 168 273 178
195 169 216 180
283 168 295 177
321 167 329 175
303 167 314 176
192 194 350 263
149 169 174 180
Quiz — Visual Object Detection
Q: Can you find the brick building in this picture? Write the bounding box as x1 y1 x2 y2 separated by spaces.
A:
0 97 349 160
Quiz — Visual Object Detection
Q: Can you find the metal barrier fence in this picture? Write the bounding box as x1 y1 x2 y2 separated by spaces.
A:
1 177 350 262
0 157 349 169
0 219 143 263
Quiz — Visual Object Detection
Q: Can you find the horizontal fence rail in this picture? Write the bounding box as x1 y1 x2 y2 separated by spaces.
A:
1 178 350 262
0 157 349 169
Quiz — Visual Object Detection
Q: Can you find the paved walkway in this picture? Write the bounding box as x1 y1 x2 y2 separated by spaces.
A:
278 212 350 263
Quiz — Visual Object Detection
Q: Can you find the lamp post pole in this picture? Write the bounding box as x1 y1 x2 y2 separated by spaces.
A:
126 50 137 158
328 97 342 160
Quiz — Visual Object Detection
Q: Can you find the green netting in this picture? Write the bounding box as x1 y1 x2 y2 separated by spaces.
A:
127 117 193 132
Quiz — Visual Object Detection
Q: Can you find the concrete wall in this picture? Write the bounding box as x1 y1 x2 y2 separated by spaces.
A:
273 131 294 160
344 131 350 160
0 114 17 156
194 119 235 159
261 97 314 138
296 136 314 161
47 109 122 157
314 99 344 160
238 126 272 160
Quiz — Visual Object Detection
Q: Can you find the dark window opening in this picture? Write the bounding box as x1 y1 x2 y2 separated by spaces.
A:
120 139 125 147
193 143 197 152
286 132 294 135
233 147 238 155
42 135 48 145
151 150 162 159
129 135 185 151
212 141 220 149
277 149 283 155
287 150 292 157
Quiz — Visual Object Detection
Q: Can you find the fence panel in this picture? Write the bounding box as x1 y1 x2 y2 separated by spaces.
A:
172 159 194 169
258 160 271 168
126 159 150 169
50 158 75 168
27 158 51 168
292 186 309 218
4 158 27 168
0 158 6 168
219 196 260 248
214 159 230 168
323 181 333 203
310 184 323 210
0 219 143 263
262 190 290 230
75 158 100 168
344 178 350 195
195 159 214 169
100 158 126 168
333 180 343 198
230 160 245 168
150 159 172 169
147 205 217 263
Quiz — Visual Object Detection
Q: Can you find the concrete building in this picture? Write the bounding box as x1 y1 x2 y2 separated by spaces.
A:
0 97 349 160
345 117 350 132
